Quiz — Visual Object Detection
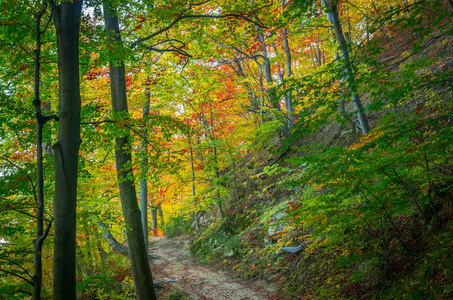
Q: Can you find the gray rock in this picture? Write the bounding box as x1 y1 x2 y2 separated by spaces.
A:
223 249 235 257
264 211 290 244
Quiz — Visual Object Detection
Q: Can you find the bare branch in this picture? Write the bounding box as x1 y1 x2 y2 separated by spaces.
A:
0 268 33 285
0 258 33 281
0 158 37 202
12 208 50 222
80 120 116 125
131 1 270 48
203 31 266 61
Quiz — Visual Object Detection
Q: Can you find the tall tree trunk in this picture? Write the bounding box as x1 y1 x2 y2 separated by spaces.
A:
189 138 200 229
32 4 53 299
209 101 224 219
151 206 158 232
282 27 293 130
51 1 83 299
212 146 224 219
187 116 200 229
33 9 44 300
365 6 370 43
103 4 157 299
84 230 94 273
322 0 371 134
258 66 266 123
75 244 86 280
221 138 241 208
257 30 290 137
157 204 164 227
140 88 150 250
231 58 262 122
346 4 352 43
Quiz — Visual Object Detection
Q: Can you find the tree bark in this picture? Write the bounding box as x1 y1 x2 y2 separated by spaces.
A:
257 31 290 137
157 204 164 227
151 207 158 232
188 121 200 229
97 220 130 257
140 88 150 250
51 1 83 299
282 28 293 130
322 0 371 134
32 4 53 299
103 4 157 299
209 101 224 219
98 220 158 259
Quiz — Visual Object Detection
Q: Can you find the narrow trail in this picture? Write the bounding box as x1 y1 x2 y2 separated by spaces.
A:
149 236 280 300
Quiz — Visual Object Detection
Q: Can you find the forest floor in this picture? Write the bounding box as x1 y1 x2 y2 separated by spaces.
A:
149 236 281 300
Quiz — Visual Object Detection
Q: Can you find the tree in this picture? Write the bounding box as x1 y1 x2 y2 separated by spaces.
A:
32 2 54 299
51 1 83 298
103 2 157 299
140 88 150 250
321 0 371 134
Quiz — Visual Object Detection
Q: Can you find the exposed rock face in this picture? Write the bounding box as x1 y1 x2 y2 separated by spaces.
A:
265 211 290 244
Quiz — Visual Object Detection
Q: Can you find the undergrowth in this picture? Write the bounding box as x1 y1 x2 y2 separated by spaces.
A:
190 97 453 299
190 82 453 300
76 253 134 300
189 2 453 298
164 214 194 238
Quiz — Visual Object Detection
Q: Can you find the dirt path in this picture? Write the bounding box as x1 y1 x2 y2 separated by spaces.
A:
149 236 279 300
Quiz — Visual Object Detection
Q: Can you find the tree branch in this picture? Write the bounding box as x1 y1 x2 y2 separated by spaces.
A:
0 268 33 285
131 1 269 48
37 216 53 247
0 258 33 281
0 158 37 202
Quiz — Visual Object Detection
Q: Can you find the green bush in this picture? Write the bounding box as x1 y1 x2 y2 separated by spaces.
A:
77 273 119 299
164 214 193 237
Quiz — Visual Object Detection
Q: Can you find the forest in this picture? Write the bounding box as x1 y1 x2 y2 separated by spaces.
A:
0 0 452 299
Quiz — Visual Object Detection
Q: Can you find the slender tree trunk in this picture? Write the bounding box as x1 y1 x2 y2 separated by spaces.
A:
97 239 107 268
76 245 86 280
84 230 94 273
33 11 44 300
257 30 290 137
157 204 164 227
231 59 262 121
346 4 352 43
283 28 293 129
277 24 294 131
221 139 241 207
103 4 157 299
151 207 158 232
309 44 317 69
188 132 200 229
183 102 200 228
209 101 224 219
317 41 322 66
322 0 371 134
140 88 150 250
32 5 51 299
51 1 83 299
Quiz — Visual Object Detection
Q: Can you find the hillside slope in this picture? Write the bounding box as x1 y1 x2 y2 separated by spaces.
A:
186 3 453 299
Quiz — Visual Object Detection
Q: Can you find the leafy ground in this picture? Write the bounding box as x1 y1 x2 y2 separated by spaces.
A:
151 236 281 300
